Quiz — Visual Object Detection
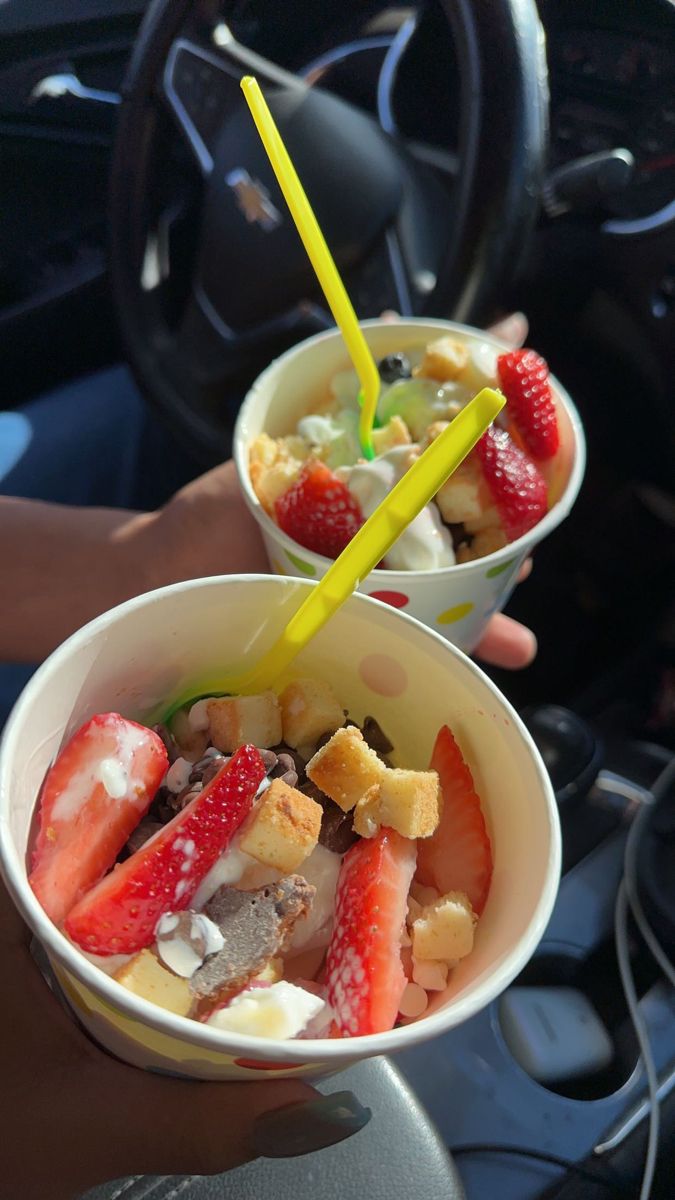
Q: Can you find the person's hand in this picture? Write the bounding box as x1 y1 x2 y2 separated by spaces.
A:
1 880 368 1200
472 557 536 669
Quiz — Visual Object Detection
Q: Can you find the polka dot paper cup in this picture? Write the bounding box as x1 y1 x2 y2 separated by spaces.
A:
0 576 559 1081
234 319 585 653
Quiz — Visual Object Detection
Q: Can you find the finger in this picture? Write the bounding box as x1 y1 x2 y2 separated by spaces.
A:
517 557 533 584
79 1055 370 1184
486 312 528 349
474 614 537 670
379 310 400 323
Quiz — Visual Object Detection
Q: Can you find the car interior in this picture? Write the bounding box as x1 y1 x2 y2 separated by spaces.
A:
1 1 674 1197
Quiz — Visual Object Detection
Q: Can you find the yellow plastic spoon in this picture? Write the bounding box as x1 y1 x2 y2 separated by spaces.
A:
240 74 380 460
162 387 504 720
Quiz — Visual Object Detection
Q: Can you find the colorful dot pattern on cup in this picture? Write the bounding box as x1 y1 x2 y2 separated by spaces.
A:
285 549 316 577
486 557 517 579
436 601 475 625
367 589 410 609
359 653 408 698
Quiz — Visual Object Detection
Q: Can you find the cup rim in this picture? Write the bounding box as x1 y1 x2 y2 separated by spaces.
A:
0 574 561 1062
233 317 586 578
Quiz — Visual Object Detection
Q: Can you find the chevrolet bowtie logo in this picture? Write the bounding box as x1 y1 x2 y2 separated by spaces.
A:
225 168 282 231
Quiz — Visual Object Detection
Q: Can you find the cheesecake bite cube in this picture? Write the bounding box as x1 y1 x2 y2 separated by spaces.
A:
207 691 282 753
238 778 322 873
306 726 385 812
279 678 345 750
115 949 192 1016
411 891 477 963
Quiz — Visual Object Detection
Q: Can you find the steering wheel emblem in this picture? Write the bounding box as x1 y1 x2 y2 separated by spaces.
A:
225 168 282 231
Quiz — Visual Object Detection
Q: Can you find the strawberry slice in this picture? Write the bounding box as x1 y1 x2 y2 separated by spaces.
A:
65 745 265 955
275 460 363 559
497 348 560 461
416 726 492 915
29 714 168 927
325 829 416 1037
475 426 547 542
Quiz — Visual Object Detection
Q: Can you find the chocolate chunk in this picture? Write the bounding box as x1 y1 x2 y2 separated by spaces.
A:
300 780 360 854
125 818 164 856
319 799 360 854
312 730 334 755
149 788 176 826
259 748 278 773
269 752 298 789
171 780 203 814
190 751 229 788
299 779 327 806
153 723 180 763
190 876 315 1015
200 758 227 787
361 716 394 760
270 743 307 775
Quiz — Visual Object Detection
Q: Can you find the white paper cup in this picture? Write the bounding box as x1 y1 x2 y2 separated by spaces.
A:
0 576 560 1080
234 319 585 653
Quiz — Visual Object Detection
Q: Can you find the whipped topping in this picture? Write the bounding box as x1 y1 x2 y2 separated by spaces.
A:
206 980 327 1039
155 911 225 978
343 447 455 571
191 841 261 908
98 757 128 799
289 844 341 953
297 414 339 446
188 698 211 731
164 756 193 794
297 409 360 468
51 715 150 822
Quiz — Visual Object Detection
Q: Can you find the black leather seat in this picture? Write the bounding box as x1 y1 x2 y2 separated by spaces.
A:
82 1057 466 1200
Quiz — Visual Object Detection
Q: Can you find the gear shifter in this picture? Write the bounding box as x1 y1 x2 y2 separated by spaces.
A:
520 705 602 807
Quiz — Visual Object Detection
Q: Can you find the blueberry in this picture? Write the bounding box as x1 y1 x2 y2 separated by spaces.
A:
378 352 412 384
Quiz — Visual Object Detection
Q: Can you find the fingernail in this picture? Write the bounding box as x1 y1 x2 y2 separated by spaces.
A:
500 311 528 347
253 1091 372 1158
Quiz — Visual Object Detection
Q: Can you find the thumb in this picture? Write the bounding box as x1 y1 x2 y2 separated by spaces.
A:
78 1053 370 1185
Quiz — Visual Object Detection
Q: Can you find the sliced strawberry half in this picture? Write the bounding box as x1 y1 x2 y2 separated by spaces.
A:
497 348 560 461
29 713 168 927
325 828 416 1037
274 460 363 559
475 426 548 542
65 745 265 955
416 725 492 915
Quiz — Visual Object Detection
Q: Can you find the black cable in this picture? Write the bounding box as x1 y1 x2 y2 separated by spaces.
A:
449 760 675 1200
449 1143 633 1196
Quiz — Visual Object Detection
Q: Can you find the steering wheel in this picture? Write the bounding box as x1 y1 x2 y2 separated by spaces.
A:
110 0 548 464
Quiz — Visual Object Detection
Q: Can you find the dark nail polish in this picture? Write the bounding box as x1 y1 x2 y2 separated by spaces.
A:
253 1090 372 1158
